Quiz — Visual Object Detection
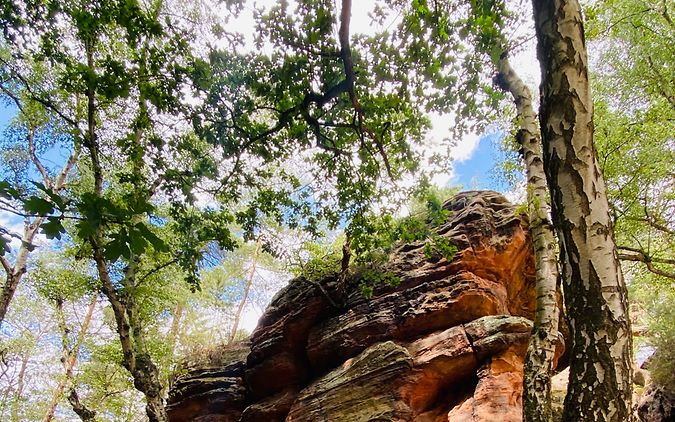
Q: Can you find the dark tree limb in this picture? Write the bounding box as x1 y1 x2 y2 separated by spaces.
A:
67 389 96 422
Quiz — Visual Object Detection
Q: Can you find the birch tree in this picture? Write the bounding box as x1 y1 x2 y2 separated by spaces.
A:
532 0 633 420
495 53 561 421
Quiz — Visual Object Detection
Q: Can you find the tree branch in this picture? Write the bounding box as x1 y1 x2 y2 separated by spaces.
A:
618 247 675 280
0 255 11 275
137 258 179 285
26 127 51 186
0 57 79 128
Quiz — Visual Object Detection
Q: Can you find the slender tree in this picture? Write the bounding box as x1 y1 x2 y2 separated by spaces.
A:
532 0 633 420
42 296 97 422
0 118 79 325
228 238 260 345
495 52 560 421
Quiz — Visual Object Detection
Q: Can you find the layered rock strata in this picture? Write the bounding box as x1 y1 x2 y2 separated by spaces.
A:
168 190 562 422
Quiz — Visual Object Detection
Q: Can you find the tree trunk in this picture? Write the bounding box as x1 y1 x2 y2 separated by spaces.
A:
496 54 561 422
531 1 633 420
67 389 96 422
10 352 29 420
94 251 168 422
0 220 41 325
43 296 97 422
82 35 168 422
0 272 22 327
167 303 184 356
162 302 184 398
228 239 261 344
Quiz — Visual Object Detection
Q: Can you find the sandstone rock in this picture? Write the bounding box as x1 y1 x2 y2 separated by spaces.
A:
287 341 414 422
167 343 250 422
637 383 675 422
168 190 566 422
240 388 298 422
166 362 246 422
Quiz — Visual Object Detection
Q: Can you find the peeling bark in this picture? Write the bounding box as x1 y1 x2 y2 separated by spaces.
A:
531 1 633 420
496 53 560 422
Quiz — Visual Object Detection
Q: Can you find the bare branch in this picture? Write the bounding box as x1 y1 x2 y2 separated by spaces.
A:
0 255 12 275
618 247 675 280
137 258 179 285
27 127 51 186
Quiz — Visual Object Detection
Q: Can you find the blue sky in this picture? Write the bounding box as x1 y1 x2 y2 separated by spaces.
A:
0 103 15 128
451 132 509 192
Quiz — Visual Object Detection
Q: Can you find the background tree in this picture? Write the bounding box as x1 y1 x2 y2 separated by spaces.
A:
0 76 80 325
0 0 232 419
586 0 675 395
0 285 58 421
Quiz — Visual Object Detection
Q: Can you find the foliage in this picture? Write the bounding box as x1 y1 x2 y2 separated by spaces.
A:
587 0 675 392
0 0 670 418
0 288 57 421
295 186 460 298
647 288 675 393
292 237 344 283
351 185 459 263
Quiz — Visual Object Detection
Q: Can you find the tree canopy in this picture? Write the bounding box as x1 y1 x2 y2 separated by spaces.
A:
0 0 672 420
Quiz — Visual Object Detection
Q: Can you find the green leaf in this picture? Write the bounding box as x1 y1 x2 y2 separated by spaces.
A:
24 196 54 216
31 181 66 210
0 181 20 200
75 220 96 239
135 222 168 252
103 237 129 262
40 217 65 240
128 230 148 255
0 234 11 256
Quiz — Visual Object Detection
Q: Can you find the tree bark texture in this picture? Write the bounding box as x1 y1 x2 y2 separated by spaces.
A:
531 1 633 420
0 219 45 325
497 54 561 422
82 36 168 422
67 389 96 422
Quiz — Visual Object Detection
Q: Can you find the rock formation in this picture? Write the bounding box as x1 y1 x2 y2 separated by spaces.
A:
637 383 675 422
167 190 565 422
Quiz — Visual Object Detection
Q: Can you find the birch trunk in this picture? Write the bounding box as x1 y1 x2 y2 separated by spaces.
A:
531 0 633 420
43 296 97 422
10 352 29 420
228 239 261 344
496 54 560 422
0 220 45 325
0 130 78 327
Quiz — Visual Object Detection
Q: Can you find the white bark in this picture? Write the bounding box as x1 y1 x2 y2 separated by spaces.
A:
497 54 561 422
532 0 633 420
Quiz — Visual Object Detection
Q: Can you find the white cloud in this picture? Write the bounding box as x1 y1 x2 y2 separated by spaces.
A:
0 211 25 252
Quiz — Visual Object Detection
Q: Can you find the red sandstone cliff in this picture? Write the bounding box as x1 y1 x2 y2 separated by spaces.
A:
167 190 565 422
